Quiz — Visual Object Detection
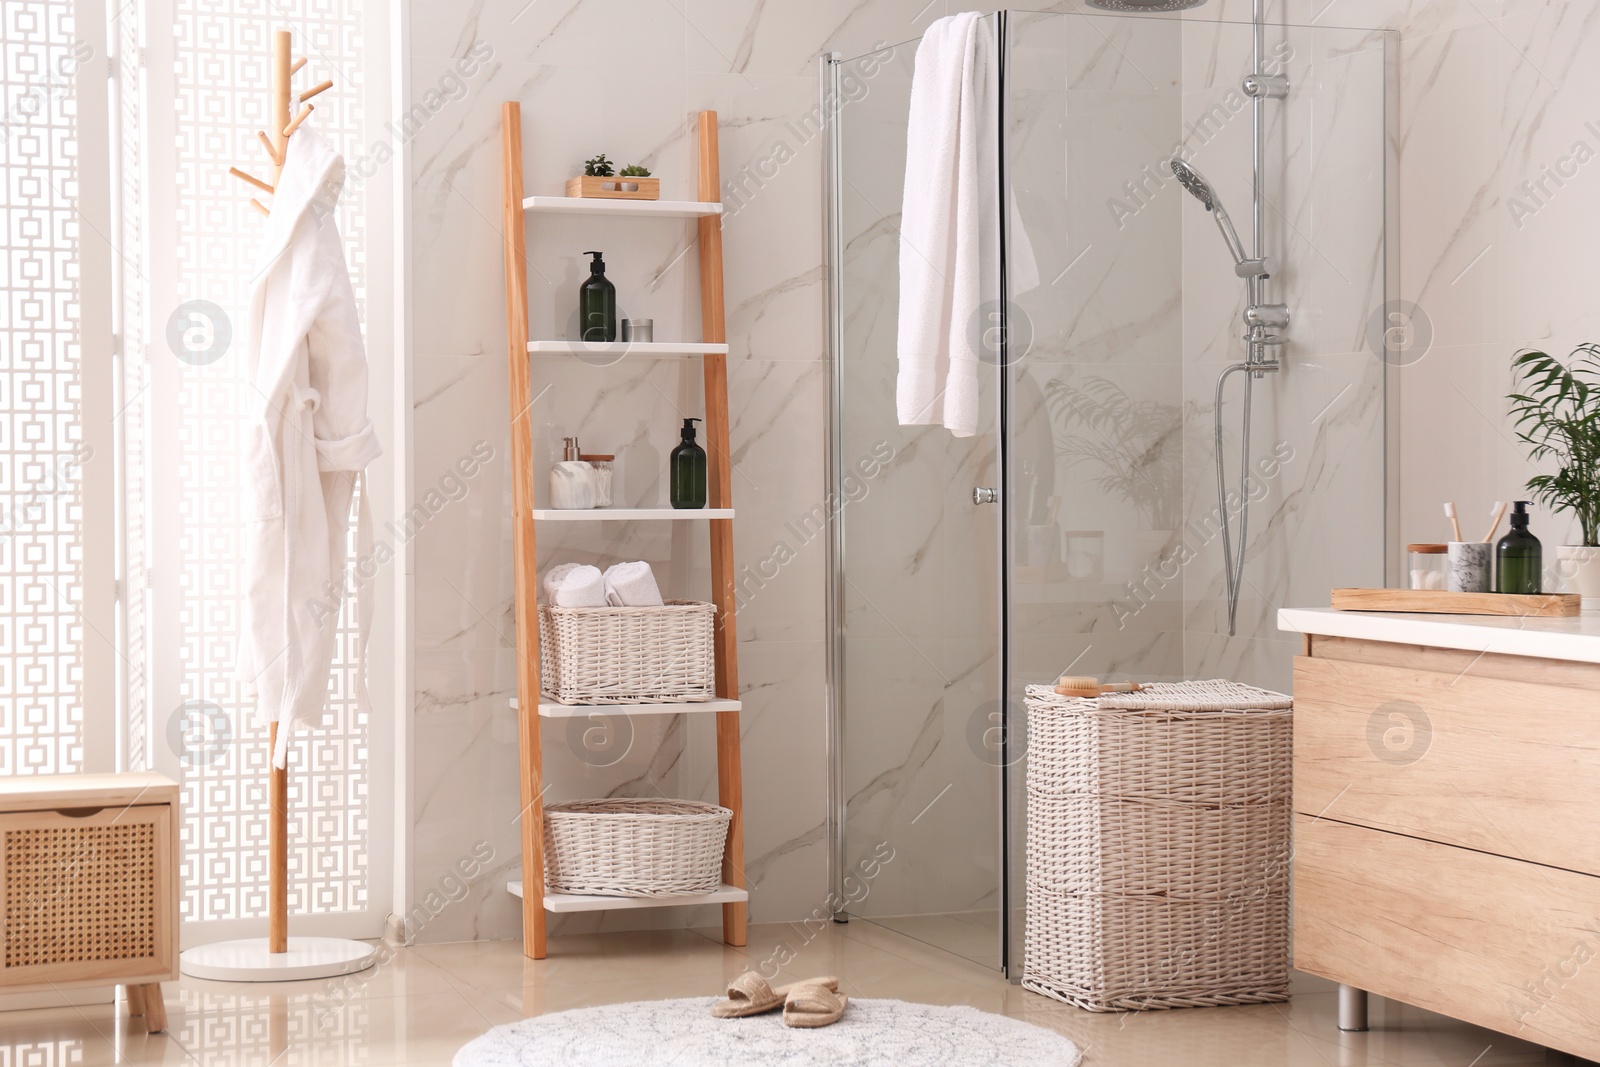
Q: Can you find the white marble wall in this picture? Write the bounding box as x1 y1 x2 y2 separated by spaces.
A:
411 0 1572 944
406 0 999 942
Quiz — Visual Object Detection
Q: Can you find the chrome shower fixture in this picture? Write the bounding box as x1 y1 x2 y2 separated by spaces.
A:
1087 0 1206 10
1168 159 1273 279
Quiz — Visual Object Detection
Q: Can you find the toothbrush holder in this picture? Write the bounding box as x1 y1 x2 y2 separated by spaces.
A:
1447 541 1492 593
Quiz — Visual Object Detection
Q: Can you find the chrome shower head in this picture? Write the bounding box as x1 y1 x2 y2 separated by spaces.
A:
1168 158 1216 212
1167 158 1269 277
1087 0 1206 10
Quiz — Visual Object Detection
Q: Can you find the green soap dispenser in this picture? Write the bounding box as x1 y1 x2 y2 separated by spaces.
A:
579 250 617 342
670 418 707 509
1495 500 1543 594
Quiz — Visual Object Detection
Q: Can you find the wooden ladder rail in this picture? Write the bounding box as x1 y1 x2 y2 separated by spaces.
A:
500 101 548 960
696 111 747 948
498 105 745 959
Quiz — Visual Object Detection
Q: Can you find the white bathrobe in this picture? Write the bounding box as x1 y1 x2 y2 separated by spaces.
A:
239 128 382 769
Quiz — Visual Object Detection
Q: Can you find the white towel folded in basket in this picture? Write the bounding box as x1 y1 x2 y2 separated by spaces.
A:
603 561 665 607
542 563 607 608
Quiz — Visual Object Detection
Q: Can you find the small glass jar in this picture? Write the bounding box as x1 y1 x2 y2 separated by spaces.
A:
1407 543 1448 590
581 454 614 507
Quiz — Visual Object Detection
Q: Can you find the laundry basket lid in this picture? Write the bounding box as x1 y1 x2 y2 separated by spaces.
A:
1097 678 1291 711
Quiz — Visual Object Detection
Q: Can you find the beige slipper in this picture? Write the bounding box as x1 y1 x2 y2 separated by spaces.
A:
710 972 839 1018
782 983 849 1028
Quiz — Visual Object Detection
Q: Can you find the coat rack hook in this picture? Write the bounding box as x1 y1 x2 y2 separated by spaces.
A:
229 167 274 195
257 131 283 167
300 79 333 103
283 104 313 138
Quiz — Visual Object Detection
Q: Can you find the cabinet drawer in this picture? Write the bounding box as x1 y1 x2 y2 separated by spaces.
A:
1294 655 1600 874
1295 816 1600 1061
0 805 177 987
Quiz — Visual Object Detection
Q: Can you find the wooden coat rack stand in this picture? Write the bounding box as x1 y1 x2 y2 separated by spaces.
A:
177 30 377 983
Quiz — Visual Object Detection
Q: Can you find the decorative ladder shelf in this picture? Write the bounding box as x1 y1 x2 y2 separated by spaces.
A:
500 103 747 960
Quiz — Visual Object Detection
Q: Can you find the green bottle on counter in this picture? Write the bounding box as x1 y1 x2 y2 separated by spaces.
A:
1494 500 1542 594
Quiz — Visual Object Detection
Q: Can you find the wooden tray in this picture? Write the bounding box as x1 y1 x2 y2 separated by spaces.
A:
1331 588 1580 617
565 175 660 200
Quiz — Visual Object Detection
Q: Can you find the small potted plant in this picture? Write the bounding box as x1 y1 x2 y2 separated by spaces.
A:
1509 345 1600 606
566 154 660 200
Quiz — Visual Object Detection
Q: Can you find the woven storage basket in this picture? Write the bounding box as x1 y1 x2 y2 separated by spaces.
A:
543 798 731 896
539 600 715 705
1021 679 1292 1012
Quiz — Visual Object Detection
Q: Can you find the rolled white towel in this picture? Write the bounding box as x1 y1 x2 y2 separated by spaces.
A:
603 561 664 607
542 562 606 607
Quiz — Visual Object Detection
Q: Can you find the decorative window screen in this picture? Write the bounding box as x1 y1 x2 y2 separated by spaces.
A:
165 0 369 924
0 0 91 776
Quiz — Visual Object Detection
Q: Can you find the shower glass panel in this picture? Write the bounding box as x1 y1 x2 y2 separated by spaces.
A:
831 11 1390 978
831 28 1007 971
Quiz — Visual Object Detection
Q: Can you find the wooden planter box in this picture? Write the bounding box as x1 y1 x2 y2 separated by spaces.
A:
0 772 178 1032
565 175 660 201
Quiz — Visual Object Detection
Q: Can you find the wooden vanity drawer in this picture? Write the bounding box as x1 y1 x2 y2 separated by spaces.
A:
1294 816 1600 1062
1293 655 1600 875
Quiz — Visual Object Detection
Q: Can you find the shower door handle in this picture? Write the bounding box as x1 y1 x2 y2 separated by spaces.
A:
973 487 999 505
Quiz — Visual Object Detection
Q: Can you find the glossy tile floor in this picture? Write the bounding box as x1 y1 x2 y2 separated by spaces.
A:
3 920 1591 1066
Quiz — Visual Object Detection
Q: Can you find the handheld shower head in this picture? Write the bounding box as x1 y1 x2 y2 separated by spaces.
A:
1168 158 1216 211
1167 158 1271 278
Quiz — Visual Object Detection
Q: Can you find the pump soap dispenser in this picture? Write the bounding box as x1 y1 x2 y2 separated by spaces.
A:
1494 500 1543 594
579 251 617 342
670 418 707 509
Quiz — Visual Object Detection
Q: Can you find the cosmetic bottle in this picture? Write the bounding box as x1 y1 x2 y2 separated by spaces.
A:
550 436 595 509
1494 500 1543 594
670 418 707 509
579 251 617 342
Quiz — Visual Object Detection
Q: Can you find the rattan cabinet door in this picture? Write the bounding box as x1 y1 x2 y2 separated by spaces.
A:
0 805 176 987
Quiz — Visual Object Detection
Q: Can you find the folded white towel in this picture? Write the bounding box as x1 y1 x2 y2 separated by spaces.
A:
896 12 997 440
603 561 664 607
542 563 607 608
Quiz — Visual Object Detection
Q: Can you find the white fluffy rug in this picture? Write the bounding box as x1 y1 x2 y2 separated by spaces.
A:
454 997 1083 1066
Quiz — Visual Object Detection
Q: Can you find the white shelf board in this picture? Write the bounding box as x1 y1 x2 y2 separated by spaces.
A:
532 507 733 521
511 697 741 717
507 880 749 913
523 196 722 218
527 340 728 357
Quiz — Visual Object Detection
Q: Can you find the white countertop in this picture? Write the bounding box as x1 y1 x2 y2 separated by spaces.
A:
1278 606 1600 664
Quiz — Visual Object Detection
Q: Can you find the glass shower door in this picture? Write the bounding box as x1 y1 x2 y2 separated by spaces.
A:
831 29 1007 971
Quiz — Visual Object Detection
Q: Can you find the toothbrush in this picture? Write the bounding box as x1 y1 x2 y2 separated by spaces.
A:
1482 501 1508 543
1444 501 1463 542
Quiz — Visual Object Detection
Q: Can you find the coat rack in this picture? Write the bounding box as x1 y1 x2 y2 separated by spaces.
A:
177 30 377 984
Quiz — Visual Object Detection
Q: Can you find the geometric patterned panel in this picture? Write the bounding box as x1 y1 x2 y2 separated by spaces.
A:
0 0 88 776
171 0 367 923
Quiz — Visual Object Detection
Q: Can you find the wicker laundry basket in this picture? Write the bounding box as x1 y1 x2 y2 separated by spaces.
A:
1021 679 1293 1011
539 600 715 705
543 799 731 897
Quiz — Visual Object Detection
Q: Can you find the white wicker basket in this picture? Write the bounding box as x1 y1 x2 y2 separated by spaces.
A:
1021 679 1293 1012
543 798 731 897
539 600 715 705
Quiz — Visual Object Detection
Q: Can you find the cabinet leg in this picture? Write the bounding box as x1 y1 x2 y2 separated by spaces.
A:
1337 984 1368 1032
125 984 146 1017
137 984 166 1034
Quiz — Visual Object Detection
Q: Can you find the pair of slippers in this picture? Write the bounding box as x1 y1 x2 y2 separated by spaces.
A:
710 972 849 1028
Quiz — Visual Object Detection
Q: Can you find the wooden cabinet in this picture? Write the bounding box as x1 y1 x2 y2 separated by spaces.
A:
0 773 178 1032
1292 636 1600 1061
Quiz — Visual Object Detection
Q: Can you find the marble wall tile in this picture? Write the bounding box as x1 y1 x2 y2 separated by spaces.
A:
1394 0 1600 552
407 0 843 942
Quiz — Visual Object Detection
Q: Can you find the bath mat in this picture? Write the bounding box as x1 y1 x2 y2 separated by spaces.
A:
454 996 1083 1066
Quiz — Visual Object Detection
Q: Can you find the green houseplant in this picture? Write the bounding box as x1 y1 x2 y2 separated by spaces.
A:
1508 345 1600 603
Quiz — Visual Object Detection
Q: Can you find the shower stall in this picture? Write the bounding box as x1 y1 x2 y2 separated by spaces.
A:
824 9 1393 977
